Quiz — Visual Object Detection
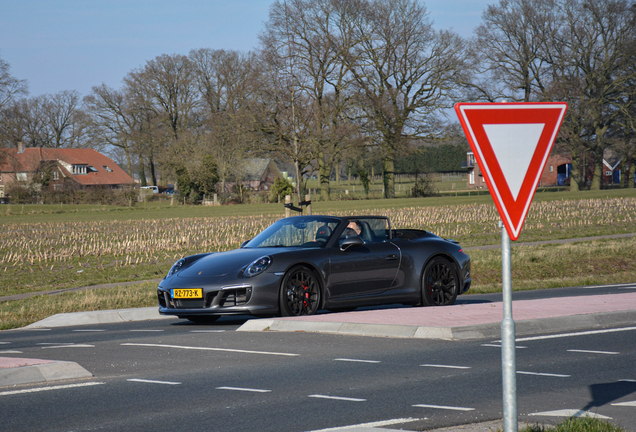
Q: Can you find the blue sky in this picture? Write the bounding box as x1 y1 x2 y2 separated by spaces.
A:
1 0 493 98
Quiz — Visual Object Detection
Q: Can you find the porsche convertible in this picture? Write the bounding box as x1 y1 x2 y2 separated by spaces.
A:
157 215 471 323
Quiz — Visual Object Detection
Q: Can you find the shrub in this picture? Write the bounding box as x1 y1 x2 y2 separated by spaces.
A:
269 177 294 202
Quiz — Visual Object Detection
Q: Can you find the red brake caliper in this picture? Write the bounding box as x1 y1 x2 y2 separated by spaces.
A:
302 281 309 307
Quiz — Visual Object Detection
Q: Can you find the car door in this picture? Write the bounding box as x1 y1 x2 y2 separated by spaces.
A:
326 218 400 300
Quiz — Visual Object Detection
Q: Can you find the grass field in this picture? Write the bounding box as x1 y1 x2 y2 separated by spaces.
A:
1 187 635 330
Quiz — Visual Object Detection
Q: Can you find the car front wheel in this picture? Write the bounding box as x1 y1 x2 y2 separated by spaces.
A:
279 266 321 316
421 257 459 306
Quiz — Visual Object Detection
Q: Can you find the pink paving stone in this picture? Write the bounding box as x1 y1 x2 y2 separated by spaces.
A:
0 357 56 369
277 292 636 327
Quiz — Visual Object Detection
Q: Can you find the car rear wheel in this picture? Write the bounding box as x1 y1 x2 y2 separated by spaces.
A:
280 266 321 316
421 257 459 306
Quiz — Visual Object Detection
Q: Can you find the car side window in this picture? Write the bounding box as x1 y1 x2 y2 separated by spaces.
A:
339 218 389 245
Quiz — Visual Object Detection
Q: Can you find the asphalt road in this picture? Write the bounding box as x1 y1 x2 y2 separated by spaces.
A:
1 287 635 432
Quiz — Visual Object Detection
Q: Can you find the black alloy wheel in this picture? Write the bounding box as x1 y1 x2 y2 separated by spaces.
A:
280 266 321 316
421 257 459 306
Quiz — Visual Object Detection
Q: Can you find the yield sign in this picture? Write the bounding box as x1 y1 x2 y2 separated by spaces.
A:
455 102 567 240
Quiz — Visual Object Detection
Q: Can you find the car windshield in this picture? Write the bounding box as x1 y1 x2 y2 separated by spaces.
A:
244 217 341 248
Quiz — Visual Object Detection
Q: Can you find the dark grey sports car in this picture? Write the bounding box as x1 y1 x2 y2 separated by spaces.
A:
157 215 471 323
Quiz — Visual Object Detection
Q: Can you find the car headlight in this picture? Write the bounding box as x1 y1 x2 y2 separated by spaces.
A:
243 256 272 278
166 258 186 278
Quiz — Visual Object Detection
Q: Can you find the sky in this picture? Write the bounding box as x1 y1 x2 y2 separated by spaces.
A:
1 0 494 98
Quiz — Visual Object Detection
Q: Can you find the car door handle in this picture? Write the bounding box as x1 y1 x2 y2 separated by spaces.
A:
385 254 398 261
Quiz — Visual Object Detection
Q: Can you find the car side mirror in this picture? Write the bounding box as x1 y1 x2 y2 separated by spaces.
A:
240 240 250 248
340 236 364 251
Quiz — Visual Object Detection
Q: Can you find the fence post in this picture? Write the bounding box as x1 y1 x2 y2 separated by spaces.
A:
305 194 312 215
285 195 291 217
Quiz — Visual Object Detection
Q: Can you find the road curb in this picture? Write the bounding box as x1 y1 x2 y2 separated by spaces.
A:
0 357 93 387
24 307 177 329
237 309 636 340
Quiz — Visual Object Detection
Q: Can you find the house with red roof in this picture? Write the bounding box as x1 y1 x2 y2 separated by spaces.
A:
0 143 134 200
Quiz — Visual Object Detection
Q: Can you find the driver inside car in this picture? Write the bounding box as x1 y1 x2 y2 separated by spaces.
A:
345 220 363 238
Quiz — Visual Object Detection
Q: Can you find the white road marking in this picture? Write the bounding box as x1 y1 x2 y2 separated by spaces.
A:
0 350 22 354
420 364 471 369
216 386 271 393
121 343 299 357
129 329 164 332
308 417 421 431
413 404 474 411
514 326 636 342
567 349 619 355
41 344 95 349
37 343 74 345
72 329 105 332
127 379 181 385
481 344 527 349
582 283 636 289
0 382 105 396
190 330 226 333
0 342 10 344
619 379 636 382
612 401 636 407
529 409 611 419
21 328 51 331
308 394 366 402
517 371 570 378
334 358 381 364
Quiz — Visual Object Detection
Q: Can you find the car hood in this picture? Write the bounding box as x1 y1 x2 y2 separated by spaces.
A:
175 247 289 279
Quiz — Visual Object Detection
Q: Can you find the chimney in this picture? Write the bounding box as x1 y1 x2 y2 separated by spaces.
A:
17 142 26 154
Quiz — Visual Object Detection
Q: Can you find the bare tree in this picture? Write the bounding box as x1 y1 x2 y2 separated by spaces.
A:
84 84 142 175
0 54 28 111
469 0 558 102
545 0 636 190
261 0 362 200
342 0 468 198
124 54 200 141
189 48 258 194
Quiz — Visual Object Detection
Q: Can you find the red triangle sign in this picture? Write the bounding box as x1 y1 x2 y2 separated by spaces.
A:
455 102 568 240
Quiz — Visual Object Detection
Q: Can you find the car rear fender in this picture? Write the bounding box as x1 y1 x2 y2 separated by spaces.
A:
421 252 462 288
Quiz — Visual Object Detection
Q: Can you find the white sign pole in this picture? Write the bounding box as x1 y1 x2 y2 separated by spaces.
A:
500 220 518 432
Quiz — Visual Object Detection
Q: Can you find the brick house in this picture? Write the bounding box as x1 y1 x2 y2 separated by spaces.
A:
464 152 489 189
0 143 134 199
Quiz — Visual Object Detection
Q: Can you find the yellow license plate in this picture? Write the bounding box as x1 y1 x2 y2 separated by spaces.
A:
172 288 203 299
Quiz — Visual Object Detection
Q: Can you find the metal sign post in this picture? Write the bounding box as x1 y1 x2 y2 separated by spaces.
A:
500 221 517 432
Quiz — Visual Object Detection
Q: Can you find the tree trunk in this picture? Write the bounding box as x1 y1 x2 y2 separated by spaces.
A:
383 155 395 199
570 153 580 192
149 155 157 186
590 147 603 191
318 151 330 201
139 163 147 187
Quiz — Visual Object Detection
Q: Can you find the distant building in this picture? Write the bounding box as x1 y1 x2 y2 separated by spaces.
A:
466 149 623 189
0 143 134 199
222 158 283 193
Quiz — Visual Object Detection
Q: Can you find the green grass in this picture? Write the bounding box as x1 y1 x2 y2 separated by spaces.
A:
519 416 627 432
0 282 157 330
